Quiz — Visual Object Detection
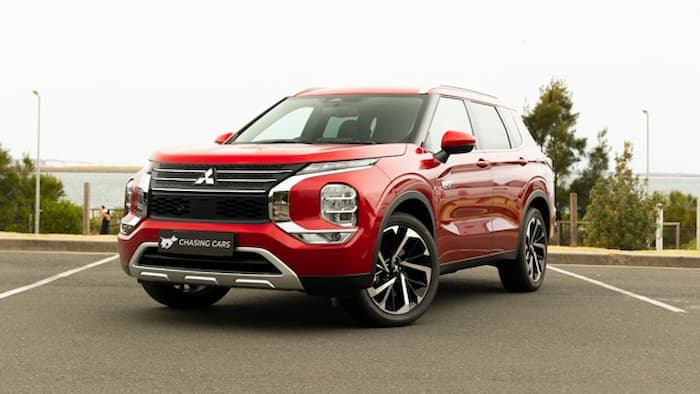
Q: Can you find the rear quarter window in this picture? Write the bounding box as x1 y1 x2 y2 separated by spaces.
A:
468 102 511 150
500 108 524 148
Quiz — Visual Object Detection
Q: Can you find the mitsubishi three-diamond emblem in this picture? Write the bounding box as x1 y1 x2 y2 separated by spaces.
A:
194 168 215 185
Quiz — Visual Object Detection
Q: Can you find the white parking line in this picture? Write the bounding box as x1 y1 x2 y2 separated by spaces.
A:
0 255 118 301
549 265 686 313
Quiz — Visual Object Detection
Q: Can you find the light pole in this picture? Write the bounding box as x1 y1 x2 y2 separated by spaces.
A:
32 90 41 234
642 109 649 189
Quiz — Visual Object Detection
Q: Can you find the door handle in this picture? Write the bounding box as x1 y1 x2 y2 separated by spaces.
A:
518 157 528 166
476 158 490 168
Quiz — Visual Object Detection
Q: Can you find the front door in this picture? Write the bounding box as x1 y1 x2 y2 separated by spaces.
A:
425 96 494 263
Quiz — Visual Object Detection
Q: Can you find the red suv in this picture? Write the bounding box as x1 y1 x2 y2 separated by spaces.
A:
118 86 554 326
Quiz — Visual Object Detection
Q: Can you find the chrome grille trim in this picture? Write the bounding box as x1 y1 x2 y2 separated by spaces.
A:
151 187 267 194
217 169 294 174
151 163 304 192
152 177 277 183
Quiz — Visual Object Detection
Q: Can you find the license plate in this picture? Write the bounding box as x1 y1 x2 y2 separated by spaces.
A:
157 230 236 257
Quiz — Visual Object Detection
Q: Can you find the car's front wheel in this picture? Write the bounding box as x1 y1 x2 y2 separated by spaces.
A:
142 282 230 308
498 207 548 292
341 213 439 327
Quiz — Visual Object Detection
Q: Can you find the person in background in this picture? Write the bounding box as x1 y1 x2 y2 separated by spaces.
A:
100 205 111 234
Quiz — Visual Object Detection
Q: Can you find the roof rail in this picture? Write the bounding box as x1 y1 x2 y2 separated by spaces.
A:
435 85 498 100
293 87 325 96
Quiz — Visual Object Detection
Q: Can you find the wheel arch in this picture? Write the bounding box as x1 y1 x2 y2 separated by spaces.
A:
524 190 552 237
382 191 436 239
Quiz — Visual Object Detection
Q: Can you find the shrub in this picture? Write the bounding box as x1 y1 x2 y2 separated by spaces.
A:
40 200 82 234
584 142 656 250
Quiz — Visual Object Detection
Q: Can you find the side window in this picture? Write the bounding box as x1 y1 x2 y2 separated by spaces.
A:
424 97 472 152
254 107 313 141
500 108 524 148
469 102 510 150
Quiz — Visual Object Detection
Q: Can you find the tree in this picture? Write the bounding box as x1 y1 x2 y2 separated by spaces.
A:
584 141 655 249
0 143 82 233
569 129 611 219
523 79 587 218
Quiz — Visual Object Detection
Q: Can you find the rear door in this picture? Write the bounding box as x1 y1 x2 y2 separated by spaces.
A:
425 97 493 263
467 102 524 252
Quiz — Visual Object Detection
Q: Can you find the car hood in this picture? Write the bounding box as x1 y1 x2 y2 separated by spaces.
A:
150 143 407 165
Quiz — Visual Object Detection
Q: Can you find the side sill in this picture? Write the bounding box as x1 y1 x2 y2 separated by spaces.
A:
440 250 517 275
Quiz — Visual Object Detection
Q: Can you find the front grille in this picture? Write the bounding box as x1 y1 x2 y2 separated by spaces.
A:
138 247 281 274
149 193 268 222
148 162 304 223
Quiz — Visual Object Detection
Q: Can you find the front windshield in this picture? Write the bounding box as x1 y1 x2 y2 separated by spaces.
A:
232 95 427 144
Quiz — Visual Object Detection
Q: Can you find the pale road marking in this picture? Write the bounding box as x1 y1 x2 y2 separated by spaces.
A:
549 265 686 313
0 254 118 301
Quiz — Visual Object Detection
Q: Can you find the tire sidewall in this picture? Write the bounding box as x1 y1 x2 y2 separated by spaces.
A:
517 208 547 289
354 213 439 326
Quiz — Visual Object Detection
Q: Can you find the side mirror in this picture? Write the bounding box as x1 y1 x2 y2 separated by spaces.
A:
433 130 476 163
214 132 234 145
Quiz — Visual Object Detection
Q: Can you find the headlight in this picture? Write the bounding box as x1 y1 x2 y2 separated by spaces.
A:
321 184 357 227
297 158 378 175
124 179 134 214
120 170 150 235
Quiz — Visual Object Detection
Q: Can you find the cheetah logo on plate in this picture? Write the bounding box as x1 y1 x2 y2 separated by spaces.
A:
194 168 215 185
159 235 178 250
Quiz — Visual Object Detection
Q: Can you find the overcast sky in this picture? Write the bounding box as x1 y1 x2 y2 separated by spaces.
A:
1 0 698 174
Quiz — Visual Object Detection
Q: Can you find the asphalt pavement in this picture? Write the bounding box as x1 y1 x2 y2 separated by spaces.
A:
1 251 700 393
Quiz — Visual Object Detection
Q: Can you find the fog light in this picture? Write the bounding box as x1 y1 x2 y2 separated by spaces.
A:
120 216 141 235
293 232 355 244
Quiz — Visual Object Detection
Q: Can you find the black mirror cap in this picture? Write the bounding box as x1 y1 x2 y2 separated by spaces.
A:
433 143 475 163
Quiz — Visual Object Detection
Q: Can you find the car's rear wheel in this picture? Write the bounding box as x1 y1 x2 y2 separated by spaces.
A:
142 282 230 308
498 207 548 292
341 213 439 327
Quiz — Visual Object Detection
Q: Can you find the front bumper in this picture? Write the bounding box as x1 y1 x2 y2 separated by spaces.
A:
127 242 305 290
117 219 377 291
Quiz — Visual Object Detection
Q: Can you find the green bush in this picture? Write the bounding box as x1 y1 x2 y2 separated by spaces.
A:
40 200 82 234
584 142 656 250
652 191 697 249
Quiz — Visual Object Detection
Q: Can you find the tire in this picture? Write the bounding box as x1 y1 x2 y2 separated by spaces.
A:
498 208 548 292
142 282 230 309
341 213 439 327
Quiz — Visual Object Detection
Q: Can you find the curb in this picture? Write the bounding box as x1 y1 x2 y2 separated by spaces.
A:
549 250 700 269
0 238 118 254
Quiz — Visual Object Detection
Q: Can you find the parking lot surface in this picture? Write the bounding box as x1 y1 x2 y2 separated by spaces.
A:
1 251 699 393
